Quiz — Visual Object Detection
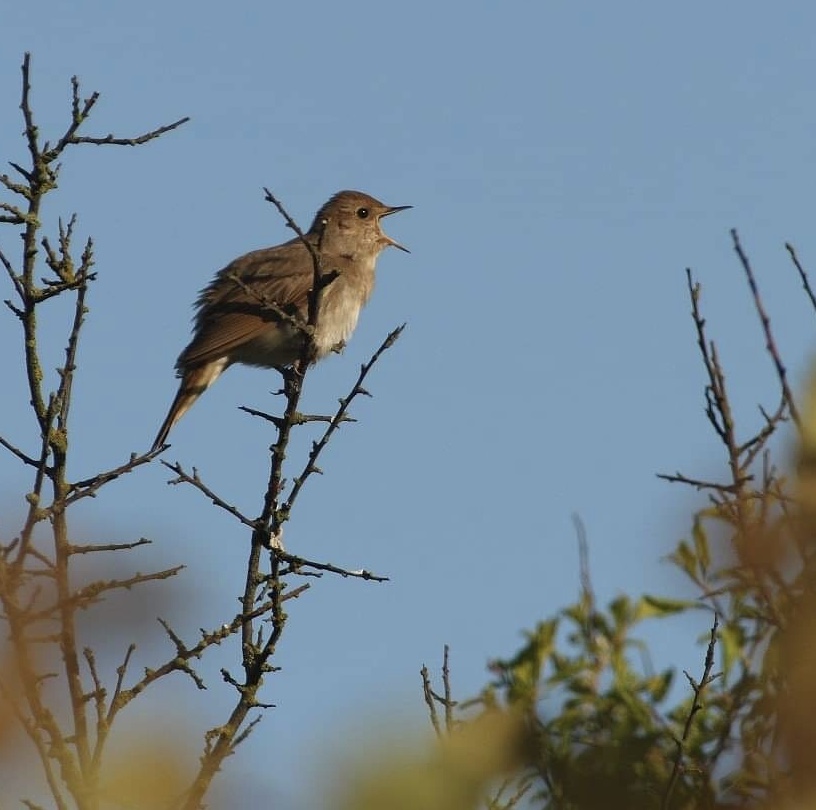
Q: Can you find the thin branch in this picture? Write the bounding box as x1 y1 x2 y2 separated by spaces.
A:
107 644 135 726
278 550 389 582
656 472 753 492
488 776 535 810
662 614 722 810
421 665 442 737
0 246 24 300
0 434 40 467
0 676 70 810
13 396 57 569
110 587 306 717
22 566 184 625
574 513 593 607
231 714 264 749
685 270 729 446
0 200 26 223
283 324 405 517
420 645 456 739
238 403 354 429
684 268 757 542
442 644 454 733
29 274 96 304
89 643 134 771
1 167 33 194
64 118 189 149
68 538 151 555
740 397 787 470
731 229 800 428
44 74 99 158
72 566 184 602
53 259 92 442
785 242 816 314
263 188 317 263
20 54 40 163
163 461 258 529
67 447 165 504
82 649 107 743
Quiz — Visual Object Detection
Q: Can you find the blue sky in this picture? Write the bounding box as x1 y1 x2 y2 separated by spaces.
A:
2 3 815 807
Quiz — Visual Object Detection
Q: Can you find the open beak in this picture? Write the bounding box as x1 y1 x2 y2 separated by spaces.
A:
380 205 412 253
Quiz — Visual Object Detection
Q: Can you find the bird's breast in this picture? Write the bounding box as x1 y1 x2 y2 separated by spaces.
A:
313 264 375 357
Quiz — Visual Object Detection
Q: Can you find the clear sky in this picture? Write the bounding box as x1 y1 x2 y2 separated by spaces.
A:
2 3 815 807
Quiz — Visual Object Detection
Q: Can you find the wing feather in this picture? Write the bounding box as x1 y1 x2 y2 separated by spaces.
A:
177 239 316 370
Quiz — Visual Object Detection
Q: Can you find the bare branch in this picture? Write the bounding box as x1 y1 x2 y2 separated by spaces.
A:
656 471 753 492
277 549 389 582
82 648 107 734
111 587 306 717
442 644 454 733
283 324 405 517
231 714 264 749
22 566 184 626
163 461 258 529
263 189 313 257
63 117 189 149
421 665 442 737
0 246 24 300
20 54 40 163
68 538 151 555
67 447 165 505
0 433 40 467
238 403 354 429
786 241 816 313
420 646 457 740
731 229 800 427
662 615 722 810
0 200 26 223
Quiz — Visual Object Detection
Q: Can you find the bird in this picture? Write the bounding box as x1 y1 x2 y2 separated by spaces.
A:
151 190 410 450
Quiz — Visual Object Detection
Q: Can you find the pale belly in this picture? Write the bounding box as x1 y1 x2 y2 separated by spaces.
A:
313 286 364 357
230 277 369 367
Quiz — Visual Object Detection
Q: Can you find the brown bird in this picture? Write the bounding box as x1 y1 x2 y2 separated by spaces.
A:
152 190 410 449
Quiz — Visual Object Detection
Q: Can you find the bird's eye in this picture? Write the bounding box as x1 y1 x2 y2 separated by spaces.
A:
356 207 369 219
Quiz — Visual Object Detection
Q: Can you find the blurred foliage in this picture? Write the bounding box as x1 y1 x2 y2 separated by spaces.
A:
393 260 816 810
478 407 813 802
336 711 535 810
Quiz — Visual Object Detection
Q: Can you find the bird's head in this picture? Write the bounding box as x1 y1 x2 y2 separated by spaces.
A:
310 190 411 257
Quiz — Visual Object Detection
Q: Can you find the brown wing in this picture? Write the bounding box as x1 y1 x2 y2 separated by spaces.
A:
177 238 316 370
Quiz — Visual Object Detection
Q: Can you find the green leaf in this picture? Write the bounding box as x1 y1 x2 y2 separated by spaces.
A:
634 594 696 621
719 622 743 678
668 539 697 580
692 515 710 575
610 595 633 628
644 669 674 703
497 619 559 707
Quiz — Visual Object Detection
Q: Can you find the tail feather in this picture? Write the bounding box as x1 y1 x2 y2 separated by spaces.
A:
152 359 228 450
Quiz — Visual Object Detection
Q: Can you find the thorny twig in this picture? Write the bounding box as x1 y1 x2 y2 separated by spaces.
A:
662 615 721 810
731 230 800 428
0 53 188 809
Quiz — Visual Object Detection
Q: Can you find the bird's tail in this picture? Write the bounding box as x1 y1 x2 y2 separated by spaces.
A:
152 359 228 450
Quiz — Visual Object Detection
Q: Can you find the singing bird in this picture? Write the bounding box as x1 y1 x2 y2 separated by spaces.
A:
152 190 410 449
